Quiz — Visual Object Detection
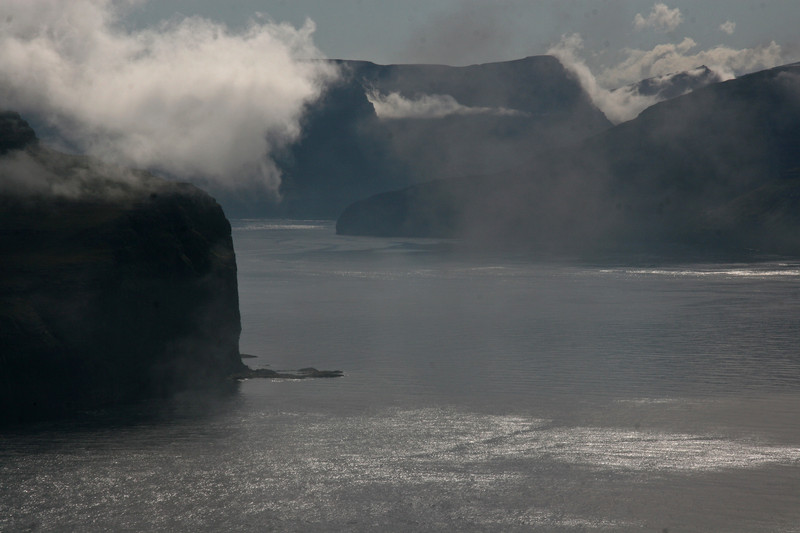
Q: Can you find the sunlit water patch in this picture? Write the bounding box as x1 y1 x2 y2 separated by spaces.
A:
599 263 800 279
283 408 800 477
5 406 798 532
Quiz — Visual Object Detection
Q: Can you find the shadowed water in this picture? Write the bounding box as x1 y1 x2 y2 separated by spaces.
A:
2 220 800 532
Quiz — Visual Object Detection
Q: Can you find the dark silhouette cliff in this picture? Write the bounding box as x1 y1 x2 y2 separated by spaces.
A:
337 62 800 257
0 113 244 425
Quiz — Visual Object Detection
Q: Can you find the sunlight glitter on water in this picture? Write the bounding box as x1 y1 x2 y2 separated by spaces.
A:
4 400 799 531
229 407 800 530
600 266 800 278
289 408 800 476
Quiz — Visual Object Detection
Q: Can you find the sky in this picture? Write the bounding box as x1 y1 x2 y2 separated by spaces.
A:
1 0 798 191
129 0 799 70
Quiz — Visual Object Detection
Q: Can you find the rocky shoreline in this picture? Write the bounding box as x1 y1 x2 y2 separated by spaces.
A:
233 366 344 380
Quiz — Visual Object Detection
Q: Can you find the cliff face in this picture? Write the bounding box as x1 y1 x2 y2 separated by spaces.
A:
0 113 243 425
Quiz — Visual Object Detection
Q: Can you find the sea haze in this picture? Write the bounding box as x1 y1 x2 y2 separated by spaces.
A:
3 221 800 532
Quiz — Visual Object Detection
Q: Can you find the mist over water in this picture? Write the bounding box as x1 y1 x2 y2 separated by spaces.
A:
3 221 800 532
234 222 800 407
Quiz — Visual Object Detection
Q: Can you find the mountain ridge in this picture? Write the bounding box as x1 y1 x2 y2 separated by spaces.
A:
337 61 800 257
219 55 613 218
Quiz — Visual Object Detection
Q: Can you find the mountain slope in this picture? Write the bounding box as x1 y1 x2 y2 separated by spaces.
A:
337 62 800 257
229 56 612 218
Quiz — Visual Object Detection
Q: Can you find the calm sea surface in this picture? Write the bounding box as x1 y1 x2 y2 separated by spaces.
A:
2 220 800 532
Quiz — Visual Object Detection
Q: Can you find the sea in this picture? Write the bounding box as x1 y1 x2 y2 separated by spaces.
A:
2 219 800 532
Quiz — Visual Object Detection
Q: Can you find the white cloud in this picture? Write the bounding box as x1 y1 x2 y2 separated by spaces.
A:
0 148 148 200
548 34 661 124
550 33 787 124
634 3 684 33
720 21 737 36
0 0 338 192
366 91 525 119
599 38 784 87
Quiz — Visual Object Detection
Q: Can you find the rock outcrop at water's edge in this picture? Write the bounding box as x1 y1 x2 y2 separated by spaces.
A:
233 367 344 380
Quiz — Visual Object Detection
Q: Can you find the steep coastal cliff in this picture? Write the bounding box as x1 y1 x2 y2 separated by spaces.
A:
0 112 244 424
